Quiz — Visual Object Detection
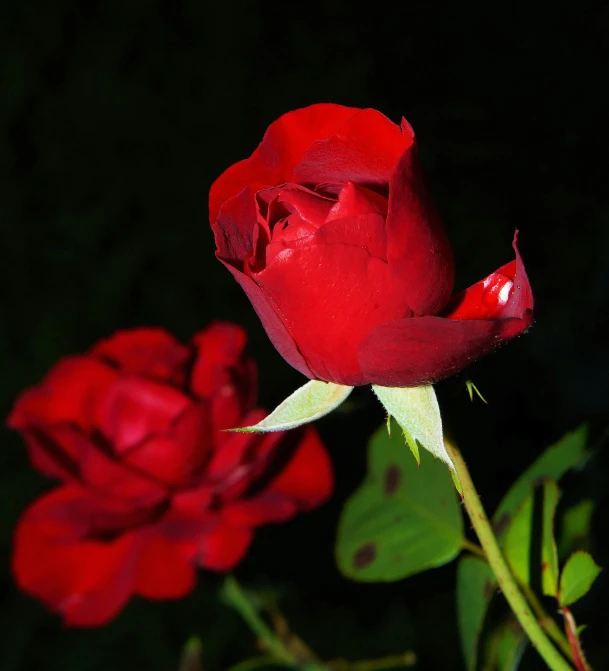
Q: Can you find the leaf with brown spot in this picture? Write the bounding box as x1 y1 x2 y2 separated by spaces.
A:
384 464 401 495
336 419 464 581
353 543 377 570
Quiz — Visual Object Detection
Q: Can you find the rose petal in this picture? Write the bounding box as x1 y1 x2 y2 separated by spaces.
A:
222 497 296 527
7 357 116 432
385 141 454 316
317 212 388 261
94 377 191 453
294 109 414 188
444 231 533 320
190 323 256 414
205 409 267 494
76 429 167 505
19 425 82 482
325 182 388 222
123 437 198 489
224 427 332 526
217 258 317 379
12 486 139 627
358 237 534 388
213 184 263 267
259 184 335 230
255 241 406 385
91 329 190 384
135 530 196 599
358 315 533 387
197 522 253 572
124 404 213 488
261 426 332 508
209 103 357 224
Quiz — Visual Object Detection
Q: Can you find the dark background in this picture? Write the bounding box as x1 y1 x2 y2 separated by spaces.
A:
1 2 608 669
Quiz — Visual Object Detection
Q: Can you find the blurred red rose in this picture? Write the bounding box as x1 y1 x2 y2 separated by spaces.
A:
210 103 533 387
7 323 332 626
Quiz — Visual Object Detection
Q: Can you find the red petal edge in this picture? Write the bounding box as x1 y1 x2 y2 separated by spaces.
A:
209 104 358 224
358 232 534 387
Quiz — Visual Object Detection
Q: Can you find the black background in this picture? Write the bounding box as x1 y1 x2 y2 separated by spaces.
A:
1 2 608 669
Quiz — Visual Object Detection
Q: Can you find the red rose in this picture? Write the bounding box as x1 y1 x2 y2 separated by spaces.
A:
7 324 332 626
210 104 533 387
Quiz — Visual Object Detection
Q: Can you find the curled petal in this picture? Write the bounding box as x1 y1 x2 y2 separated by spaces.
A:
358 314 532 387
294 109 414 187
209 103 356 224
213 184 261 266
443 230 533 320
360 234 533 386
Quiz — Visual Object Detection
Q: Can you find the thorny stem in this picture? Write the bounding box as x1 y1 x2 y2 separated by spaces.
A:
445 439 574 671
561 607 593 671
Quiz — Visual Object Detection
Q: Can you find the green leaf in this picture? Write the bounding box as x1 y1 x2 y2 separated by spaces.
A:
483 623 527 671
229 380 353 432
558 551 602 607
372 384 455 472
492 425 588 542
336 419 464 582
496 625 527 671
558 500 595 557
504 480 560 597
456 556 496 671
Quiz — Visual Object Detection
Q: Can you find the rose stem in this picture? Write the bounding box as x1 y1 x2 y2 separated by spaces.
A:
462 541 573 659
444 439 574 671
223 576 327 671
223 576 295 664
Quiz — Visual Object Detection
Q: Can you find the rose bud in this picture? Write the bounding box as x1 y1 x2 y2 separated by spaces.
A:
210 104 533 387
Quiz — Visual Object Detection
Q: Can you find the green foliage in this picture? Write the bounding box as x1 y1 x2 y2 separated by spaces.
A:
558 551 602 607
495 626 526 671
558 500 596 557
336 420 464 582
231 381 353 432
489 624 527 671
492 426 588 542
504 480 560 597
457 426 592 670
456 556 496 671
372 384 455 472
